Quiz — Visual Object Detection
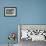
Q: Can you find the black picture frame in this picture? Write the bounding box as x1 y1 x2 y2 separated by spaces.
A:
4 7 17 17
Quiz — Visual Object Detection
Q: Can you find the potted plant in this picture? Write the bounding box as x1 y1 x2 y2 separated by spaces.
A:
8 32 16 46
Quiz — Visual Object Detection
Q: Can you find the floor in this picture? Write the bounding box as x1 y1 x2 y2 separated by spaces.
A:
0 40 46 46
0 44 18 46
19 39 46 46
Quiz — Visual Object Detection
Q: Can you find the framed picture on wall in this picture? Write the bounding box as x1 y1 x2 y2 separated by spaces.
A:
4 7 17 17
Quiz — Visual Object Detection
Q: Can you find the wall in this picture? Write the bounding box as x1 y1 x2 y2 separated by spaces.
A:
0 0 46 44
20 0 46 24
0 0 21 44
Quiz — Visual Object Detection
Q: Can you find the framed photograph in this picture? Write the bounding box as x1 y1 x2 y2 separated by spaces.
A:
4 7 17 17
